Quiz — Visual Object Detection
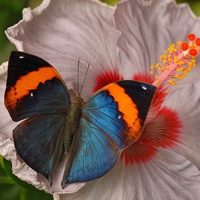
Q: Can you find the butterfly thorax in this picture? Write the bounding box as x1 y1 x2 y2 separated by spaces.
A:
64 96 83 154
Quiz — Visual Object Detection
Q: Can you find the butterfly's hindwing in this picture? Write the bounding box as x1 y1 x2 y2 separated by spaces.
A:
64 118 120 184
13 114 66 182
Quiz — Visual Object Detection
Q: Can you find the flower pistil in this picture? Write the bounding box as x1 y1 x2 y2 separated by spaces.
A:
150 34 200 88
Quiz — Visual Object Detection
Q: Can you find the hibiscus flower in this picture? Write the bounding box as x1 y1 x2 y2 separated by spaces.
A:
1 0 200 199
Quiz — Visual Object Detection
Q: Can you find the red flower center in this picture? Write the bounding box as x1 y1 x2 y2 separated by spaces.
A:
93 70 123 92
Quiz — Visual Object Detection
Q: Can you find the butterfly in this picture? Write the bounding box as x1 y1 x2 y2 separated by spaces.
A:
4 51 156 188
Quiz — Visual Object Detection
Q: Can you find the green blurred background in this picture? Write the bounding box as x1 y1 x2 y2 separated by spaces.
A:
0 0 199 200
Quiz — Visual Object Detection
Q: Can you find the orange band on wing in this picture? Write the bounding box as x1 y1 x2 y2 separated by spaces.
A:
5 67 62 109
101 83 142 143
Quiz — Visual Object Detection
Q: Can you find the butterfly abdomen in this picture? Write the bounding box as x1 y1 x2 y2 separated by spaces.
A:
64 96 83 153
61 96 84 187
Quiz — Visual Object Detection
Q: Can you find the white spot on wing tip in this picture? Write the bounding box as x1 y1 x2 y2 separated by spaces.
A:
142 86 147 90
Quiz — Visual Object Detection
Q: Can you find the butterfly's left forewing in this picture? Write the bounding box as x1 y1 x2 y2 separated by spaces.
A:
63 80 157 184
5 51 71 122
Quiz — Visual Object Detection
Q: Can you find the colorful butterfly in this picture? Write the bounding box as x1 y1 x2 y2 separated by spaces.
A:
4 51 156 187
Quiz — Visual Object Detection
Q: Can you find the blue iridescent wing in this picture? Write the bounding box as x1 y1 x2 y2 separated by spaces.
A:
63 80 156 184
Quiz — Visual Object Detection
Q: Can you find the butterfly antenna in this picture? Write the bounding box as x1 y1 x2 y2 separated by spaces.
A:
79 61 90 95
77 58 80 96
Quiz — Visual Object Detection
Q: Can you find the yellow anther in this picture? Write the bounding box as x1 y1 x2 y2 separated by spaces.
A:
174 56 179 63
168 79 177 86
163 59 168 64
178 60 184 66
174 74 179 78
168 57 172 62
155 63 160 68
165 65 170 70
183 69 188 74
156 79 161 83
177 41 182 45
160 55 167 60
188 60 196 68
176 67 183 71
150 65 154 69
168 79 172 84
168 44 176 53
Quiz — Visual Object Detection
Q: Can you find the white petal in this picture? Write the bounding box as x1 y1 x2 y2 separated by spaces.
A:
6 0 120 99
114 0 200 81
163 80 200 170
0 61 8 75
0 62 15 139
58 148 200 200
53 194 60 200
